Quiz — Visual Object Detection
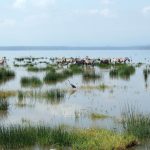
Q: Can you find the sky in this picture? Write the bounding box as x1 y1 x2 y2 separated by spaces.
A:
0 0 150 46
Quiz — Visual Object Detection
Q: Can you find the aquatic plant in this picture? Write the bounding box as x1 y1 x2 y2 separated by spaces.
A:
18 91 25 100
143 68 150 82
97 63 113 69
44 69 73 84
0 99 9 111
69 64 83 74
0 68 15 84
98 84 109 91
90 113 109 120
110 65 135 80
21 77 42 88
0 91 16 99
82 72 101 82
0 125 137 149
42 89 65 104
121 105 150 139
27 66 56 72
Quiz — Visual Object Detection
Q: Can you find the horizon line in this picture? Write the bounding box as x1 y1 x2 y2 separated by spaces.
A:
0 45 150 50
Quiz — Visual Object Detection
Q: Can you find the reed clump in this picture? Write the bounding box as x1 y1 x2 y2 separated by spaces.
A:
0 68 15 84
82 72 101 81
110 65 135 80
121 105 150 139
69 64 83 74
21 77 42 88
0 99 9 111
44 69 73 84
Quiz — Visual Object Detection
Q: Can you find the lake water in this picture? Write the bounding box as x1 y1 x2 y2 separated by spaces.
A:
0 49 150 132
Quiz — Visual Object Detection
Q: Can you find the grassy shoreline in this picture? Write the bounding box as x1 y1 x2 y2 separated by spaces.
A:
0 125 138 150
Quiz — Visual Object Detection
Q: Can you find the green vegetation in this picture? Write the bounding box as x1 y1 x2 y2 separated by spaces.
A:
16 89 66 104
98 84 109 91
0 125 137 149
122 105 150 139
18 90 25 100
97 63 113 69
0 99 9 111
27 66 56 72
21 77 42 88
0 91 16 99
90 113 109 120
44 69 73 84
143 68 150 82
82 72 101 82
110 64 135 80
69 64 83 74
0 68 15 84
40 89 65 104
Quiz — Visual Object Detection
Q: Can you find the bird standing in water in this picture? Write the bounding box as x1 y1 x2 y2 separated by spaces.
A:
68 80 76 89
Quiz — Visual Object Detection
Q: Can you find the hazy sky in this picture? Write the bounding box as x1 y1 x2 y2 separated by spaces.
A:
0 0 150 46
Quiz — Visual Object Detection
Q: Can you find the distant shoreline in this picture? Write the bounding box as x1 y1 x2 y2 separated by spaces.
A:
0 46 150 50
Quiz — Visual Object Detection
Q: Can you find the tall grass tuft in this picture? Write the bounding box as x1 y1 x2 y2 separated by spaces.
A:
0 68 15 84
69 64 83 74
82 72 101 82
121 105 150 139
44 69 73 84
110 64 135 80
21 77 42 88
0 99 9 111
42 89 65 104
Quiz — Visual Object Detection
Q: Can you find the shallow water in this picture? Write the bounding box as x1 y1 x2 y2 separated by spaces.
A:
0 49 150 131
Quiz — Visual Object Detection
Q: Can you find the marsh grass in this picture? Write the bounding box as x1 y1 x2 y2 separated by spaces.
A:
121 105 150 139
90 113 109 120
0 91 16 99
44 69 73 84
21 77 42 88
0 68 15 84
143 68 150 82
110 64 135 80
41 89 65 104
98 84 109 91
17 89 66 104
0 125 137 149
82 72 101 82
69 64 83 74
27 66 56 72
0 99 9 111
97 63 113 69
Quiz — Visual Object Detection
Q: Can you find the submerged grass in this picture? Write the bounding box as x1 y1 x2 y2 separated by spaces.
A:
0 68 15 84
17 89 66 104
121 105 150 139
90 113 109 120
21 77 42 88
0 125 137 149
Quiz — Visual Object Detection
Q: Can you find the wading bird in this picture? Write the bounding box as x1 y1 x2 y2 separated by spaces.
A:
68 80 76 89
